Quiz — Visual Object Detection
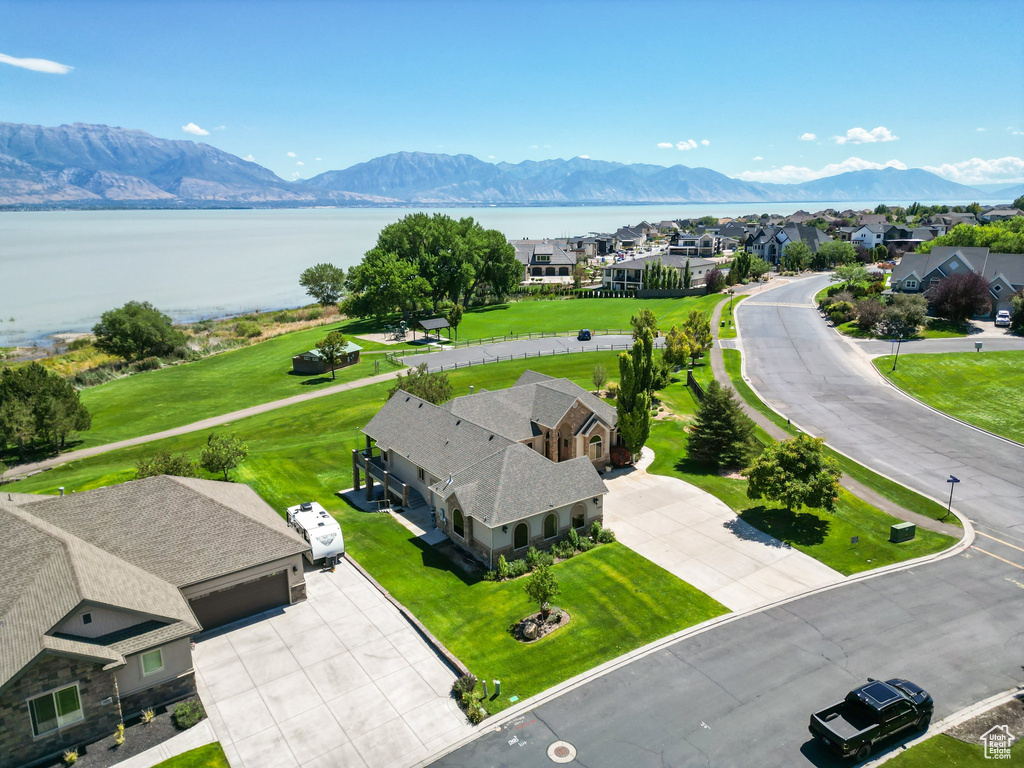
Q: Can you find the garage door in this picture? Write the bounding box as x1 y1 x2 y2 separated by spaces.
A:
188 571 290 630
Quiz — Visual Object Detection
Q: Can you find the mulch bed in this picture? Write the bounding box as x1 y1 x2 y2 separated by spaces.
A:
511 607 572 643
35 706 206 768
947 695 1024 744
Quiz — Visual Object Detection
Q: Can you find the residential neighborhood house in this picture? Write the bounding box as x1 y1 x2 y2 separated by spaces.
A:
744 224 832 265
0 478 309 768
890 246 1023 316
355 371 614 568
602 252 717 291
511 239 576 282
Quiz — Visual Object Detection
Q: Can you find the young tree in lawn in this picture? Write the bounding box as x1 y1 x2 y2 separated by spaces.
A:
781 240 811 272
687 380 756 468
524 565 560 614
732 251 752 281
591 364 608 393
682 310 713 366
663 325 693 369
135 451 199 480
812 241 857 270
833 263 869 286
315 330 348 380
447 303 464 340
742 434 841 513
748 256 771 281
616 331 653 459
926 272 992 324
92 301 187 361
200 434 249 482
704 268 725 295
630 309 658 340
299 263 346 306
387 363 453 405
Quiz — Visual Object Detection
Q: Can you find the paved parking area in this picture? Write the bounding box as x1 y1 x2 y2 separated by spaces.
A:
194 560 471 768
603 451 844 612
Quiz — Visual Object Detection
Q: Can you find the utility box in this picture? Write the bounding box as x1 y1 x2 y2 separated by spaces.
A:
890 521 916 543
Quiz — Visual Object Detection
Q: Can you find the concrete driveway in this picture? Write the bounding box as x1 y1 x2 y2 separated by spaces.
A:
194 561 471 768
603 450 844 612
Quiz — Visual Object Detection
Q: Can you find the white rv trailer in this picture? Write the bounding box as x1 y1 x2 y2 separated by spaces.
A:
286 501 345 564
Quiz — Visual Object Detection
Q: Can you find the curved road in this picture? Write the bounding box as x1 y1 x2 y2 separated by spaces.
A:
434 276 1024 768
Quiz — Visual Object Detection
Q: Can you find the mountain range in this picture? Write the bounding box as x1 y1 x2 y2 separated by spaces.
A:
0 122 1017 209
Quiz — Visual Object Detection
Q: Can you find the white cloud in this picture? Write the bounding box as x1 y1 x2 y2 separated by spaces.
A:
213 125 226 131
752 155 763 161
488 155 495 159
700 139 710 146
0 52 73 74
656 142 674 149
677 139 698 150
286 151 296 157
922 156 1024 185
528 144 539 149
578 155 590 159
315 157 322 161
243 154 256 162
977 127 985 132
291 171 301 179
798 132 816 141
544 144 551 149
182 122 209 136
737 156 907 184
833 126 898 144
1011 129 1024 136
296 161 304 166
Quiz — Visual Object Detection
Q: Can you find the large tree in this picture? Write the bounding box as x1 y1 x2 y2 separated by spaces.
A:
781 240 811 272
812 240 858 270
681 310 713 366
315 330 348 380
387 363 453 405
0 363 91 455
342 248 428 320
663 325 694 368
92 301 186 361
299 263 346 306
687 380 756 468
616 330 653 458
630 309 658 340
742 434 841 512
926 272 992 324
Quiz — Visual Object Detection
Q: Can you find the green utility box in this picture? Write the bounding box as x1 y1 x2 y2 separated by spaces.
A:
890 521 917 543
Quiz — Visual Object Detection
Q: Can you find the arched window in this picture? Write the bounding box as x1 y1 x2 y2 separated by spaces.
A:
453 509 464 538
589 434 603 460
571 504 586 530
513 522 528 549
544 513 558 539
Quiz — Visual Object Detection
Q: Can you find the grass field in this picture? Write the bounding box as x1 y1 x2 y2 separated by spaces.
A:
884 733 1021 767
720 349 956 524
6 351 726 714
718 295 744 340
876 351 1024 444
152 743 230 768
644 377 954 575
837 317 970 340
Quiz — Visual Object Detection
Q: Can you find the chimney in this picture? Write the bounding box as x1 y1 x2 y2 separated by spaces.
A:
59 487 65 497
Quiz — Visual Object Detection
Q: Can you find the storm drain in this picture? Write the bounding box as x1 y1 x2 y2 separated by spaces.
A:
547 741 577 763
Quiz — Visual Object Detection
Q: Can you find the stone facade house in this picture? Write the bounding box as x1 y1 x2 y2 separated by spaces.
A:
358 371 614 567
0 477 309 768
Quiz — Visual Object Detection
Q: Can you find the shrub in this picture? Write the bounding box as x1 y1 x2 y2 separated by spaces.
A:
67 337 92 351
597 527 617 544
274 311 296 324
466 705 487 725
552 540 575 559
114 722 125 746
606 381 619 400
141 709 155 724
525 546 540 568
482 569 497 581
567 528 580 549
233 320 262 338
854 299 884 331
590 520 602 541
827 301 855 324
536 551 554 567
453 674 478 696
63 749 78 765
578 537 595 552
304 307 324 321
172 699 205 730
610 445 631 467
508 558 529 578
496 554 511 580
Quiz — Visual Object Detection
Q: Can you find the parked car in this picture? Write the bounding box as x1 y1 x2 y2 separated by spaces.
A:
809 678 933 761
995 309 1011 327
577 329 592 341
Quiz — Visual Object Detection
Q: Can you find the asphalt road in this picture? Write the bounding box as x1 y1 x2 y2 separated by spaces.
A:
433 276 1024 768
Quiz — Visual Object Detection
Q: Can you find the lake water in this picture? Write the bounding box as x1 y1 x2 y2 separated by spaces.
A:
0 202 944 346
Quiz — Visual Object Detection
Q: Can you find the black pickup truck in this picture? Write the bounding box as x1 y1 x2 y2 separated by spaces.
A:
809 678 933 761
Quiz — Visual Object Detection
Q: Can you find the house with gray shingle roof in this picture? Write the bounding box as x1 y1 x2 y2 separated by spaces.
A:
511 239 576 282
891 246 1024 316
0 478 308 768
359 371 615 567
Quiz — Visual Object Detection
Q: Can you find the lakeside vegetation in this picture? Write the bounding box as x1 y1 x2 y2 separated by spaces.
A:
876 351 1024 444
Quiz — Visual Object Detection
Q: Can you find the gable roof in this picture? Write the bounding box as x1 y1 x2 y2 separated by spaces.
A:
20 475 308 588
604 253 717 272
892 246 1024 288
0 499 199 694
511 240 575 267
430 443 607 526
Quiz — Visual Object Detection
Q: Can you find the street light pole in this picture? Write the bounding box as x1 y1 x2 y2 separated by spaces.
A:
944 475 960 521
891 336 903 372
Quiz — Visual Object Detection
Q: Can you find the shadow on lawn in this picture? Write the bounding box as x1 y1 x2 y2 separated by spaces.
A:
297 376 335 386
414 537 487 586
738 506 831 547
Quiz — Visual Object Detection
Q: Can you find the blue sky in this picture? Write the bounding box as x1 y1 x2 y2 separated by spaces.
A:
3 0 1023 184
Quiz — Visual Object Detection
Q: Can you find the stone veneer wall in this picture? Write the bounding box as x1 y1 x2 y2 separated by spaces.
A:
119 671 197 720
0 655 121 768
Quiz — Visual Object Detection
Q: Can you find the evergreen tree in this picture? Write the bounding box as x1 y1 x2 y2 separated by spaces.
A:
687 381 756 468
683 259 692 289
616 330 653 458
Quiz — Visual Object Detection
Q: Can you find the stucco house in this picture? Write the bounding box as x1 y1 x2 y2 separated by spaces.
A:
356 371 614 567
744 224 832 265
602 252 717 291
511 239 576 282
0 477 308 768
291 341 362 375
891 246 1024 315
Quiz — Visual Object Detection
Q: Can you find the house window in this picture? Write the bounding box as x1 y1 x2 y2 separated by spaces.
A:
993 285 1002 293
141 649 164 677
571 503 586 530
81 613 92 625
949 260 959 270
28 684 83 737
417 467 424 482
535 254 550 263
905 280 917 289
513 523 528 549
453 509 464 539
544 513 558 539
589 435 603 461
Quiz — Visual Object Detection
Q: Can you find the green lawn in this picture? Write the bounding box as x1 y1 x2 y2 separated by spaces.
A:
876 351 1024 444
151 743 229 768
718 295 745 339
884 733 1021 767
720 349 956 525
837 317 969 340
7 351 726 713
